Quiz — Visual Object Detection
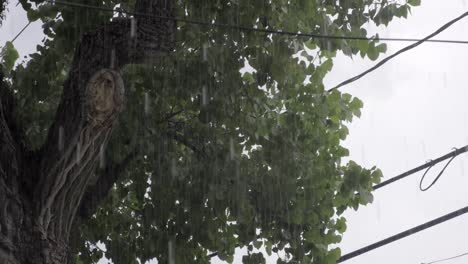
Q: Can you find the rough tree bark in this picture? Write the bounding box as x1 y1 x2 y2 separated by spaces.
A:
0 1 175 263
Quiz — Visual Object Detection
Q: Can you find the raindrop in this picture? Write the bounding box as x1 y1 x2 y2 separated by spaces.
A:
171 158 177 178
360 144 366 165
420 141 427 159
110 48 116 69
326 40 331 51
375 199 381 222
58 126 64 151
130 17 137 38
460 160 464 176
202 85 208 106
229 137 235 160
76 144 81 164
99 144 105 169
144 92 150 114
168 237 176 264
202 43 209 61
293 41 300 54
442 72 447 88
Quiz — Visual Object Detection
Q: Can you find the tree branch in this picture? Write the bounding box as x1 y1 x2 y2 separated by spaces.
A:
32 0 175 242
0 68 24 196
0 67 27 264
78 148 139 219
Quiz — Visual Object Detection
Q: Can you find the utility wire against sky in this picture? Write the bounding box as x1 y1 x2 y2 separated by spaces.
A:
338 205 468 263
336 145 468 262
11 21 32 43
36 0 468 94
421 251 468 264
209 145 468 260
329 11 468 91
42 0 468 45
372 145 468 191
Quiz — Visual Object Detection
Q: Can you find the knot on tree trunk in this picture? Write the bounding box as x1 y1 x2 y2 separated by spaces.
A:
84 69 125 128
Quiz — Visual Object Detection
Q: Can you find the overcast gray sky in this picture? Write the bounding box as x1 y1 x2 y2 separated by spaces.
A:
325 1 468 264
1 1 468 264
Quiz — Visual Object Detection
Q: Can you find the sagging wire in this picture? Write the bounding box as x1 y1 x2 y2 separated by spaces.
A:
373 145 468 191
419 148 459 191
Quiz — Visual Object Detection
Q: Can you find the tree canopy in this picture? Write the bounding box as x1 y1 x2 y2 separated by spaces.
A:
1 0 419 263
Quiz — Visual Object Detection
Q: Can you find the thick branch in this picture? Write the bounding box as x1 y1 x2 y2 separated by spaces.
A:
33 0 175 243
0 69 25 264
78 149 139 219
0 70 23 186
0 80 15 174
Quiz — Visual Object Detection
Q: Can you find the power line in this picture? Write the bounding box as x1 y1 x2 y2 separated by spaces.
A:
208 146 467 261
43 0 468 45
11 21 32 43
422 251 468 264
208 145 468 260
329 11 468 91
419 151 458 191
338 145 468 261
372 145 468 191
338 205 468 263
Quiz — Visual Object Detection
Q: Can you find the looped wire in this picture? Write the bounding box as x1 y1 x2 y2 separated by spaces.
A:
419 148 458 191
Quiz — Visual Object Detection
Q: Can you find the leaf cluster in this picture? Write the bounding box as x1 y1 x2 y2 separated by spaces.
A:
5 0 417 263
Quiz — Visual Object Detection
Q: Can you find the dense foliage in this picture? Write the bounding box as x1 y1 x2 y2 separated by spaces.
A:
2 0 419 263
0 0 6 24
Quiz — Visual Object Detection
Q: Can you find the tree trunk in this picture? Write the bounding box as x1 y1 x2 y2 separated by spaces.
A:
0 1 175 263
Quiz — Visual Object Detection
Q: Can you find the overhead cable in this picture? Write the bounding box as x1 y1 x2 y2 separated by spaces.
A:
421 251 468 264
338 205 468 263
372 145 468 191
11 21 32 43
329 11 468 91
43 0 468 45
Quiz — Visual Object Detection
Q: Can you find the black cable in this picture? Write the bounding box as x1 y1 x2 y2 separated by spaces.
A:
421 251 468 264
209 145 468 260
207 146 468 260
329 11 468 91
338 205 468 263
11 21 32 43
42 0 468 45
419 151 458 191
372 145 468 191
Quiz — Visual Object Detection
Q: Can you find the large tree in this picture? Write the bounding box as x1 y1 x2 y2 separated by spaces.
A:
0 0 418 263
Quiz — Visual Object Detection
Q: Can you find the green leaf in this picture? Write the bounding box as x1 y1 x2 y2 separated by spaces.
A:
27 9 40 22
367 43 379 61
327 248 341 264
336 217 347 233
1 41 19 72
408 0 421 6
253 240 263 249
